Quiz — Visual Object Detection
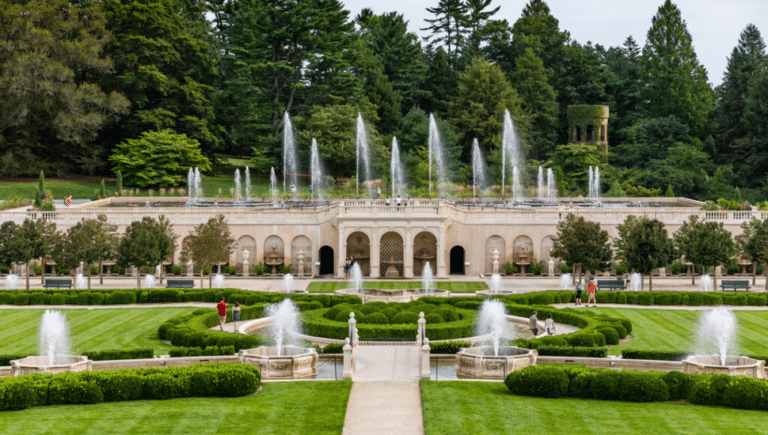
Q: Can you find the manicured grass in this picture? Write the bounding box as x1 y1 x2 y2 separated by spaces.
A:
421 381 768 435
306 281 487 293
0 308 198 356
589 307 768 356
0 381 351 435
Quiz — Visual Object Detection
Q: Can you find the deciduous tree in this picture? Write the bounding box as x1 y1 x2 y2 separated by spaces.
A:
116 217 178 288
735 218 768 288
62 215 118 289
674 216 736 289
614 216 677 291
550 215 613 281
181 215 235 289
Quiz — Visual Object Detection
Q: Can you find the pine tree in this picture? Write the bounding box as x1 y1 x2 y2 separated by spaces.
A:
100 180 107 198
640 0 713 136
422 0 469 70
464 0 500 58
511 48 558 160
665 184 675 197
353 42 402 134
418 48 457 117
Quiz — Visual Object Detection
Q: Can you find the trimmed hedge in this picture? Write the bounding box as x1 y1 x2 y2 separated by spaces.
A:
622 349 768 364
168 345 236 357
82 348 154 361
0 363 260 411
0 355 27 366
535 346 608 358
429 341 472 354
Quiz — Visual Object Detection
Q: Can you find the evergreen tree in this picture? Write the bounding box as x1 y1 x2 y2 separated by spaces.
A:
116 170 123 194
422 0 469 70
640 0 713 136
603 36 645 144
353 42 402 134
464 0 500 58
511 48 558 160
665 184 675 197
38 171 45 195
418 48 457 117
741 68 768 186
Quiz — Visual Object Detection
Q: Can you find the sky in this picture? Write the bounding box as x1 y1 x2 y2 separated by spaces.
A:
340 0 768 87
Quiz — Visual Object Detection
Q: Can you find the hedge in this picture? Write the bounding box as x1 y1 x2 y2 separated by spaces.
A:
429 341 472 354
82 348 154 361
0 355 27 366
0 363 260 411
168 345 236 357
535 346 608 358
622 349 768 364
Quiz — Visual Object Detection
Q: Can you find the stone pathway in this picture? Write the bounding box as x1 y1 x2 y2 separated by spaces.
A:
342 382 424 435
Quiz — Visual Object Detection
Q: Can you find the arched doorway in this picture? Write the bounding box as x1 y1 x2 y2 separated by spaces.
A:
346 232 370 276
319 246 334 275
413 231 437 276
450 246 465 275
380 231 404 277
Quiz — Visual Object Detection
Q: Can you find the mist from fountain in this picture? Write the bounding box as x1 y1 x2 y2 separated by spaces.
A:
234 169 242 202
245 167 251 202
700 274 713 292
391 137 404 198
195 168 202 200
695 306 738 366
187 168 195 202
270 167 278 204
350 263 362 294
629 273 642 291
501 110 523 199
143 274 156 289
471 139 487 200
213 273 225 289
283 112 298 196
512 166 522 201
5 274 18 290
310 138 323 201
75 273 87 290
476 299 510 357
283 273 294 293
428 114 446 197
537 166 544 201
559 273 572 290
422 262 434 294
547 168 557 201
39 309 71 366
490 273 502 294
266 299 302 357
588 166 601 200
356 113 371 197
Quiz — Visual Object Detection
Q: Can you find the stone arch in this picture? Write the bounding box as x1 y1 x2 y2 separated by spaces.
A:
413 231 437 276
290 236 312 276
263 235 284 274
346 232 370 276
513 235 534 270
236 236 257 270
484 236 505 274
540 236 556 266
450 246 465 275
380 231 404 277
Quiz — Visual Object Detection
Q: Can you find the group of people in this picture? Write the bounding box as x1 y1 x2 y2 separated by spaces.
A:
529 311 556 337
343 256 356 278
573 279 597 307
216 297 241 331
384 194 406 206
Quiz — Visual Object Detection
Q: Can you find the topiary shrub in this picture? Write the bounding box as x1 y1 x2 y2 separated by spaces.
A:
618 371 669 402
334 309 364 323
637 293 654 306
663 371 695 401
505 365 569 398
391 311 420 324
13 293 30 305
360 312 389 324
596 327 620 345
425 313 444 324
381 308 398 320
688 374 731 407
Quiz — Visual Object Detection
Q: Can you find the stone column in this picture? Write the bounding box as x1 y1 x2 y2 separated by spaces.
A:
404 227 414 278
370 227 380 278
436 226 446 278
342 338 353 380
242 249 250 277
297 250 305 277
337 225 346 278
421 338 431 380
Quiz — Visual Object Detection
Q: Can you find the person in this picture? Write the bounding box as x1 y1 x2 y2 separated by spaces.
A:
574 280 583 306
216 297 228 331
587 279 597 307
545 313 556 336
529 311 539 337
396 195 401 206
232 302 241 330
377 187 381 199
343 257 351 279
385 196 390 206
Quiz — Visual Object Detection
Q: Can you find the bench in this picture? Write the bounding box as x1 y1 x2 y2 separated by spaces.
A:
166 279 195 289
720 280 750 292
44 279 72 289
597 279 625 291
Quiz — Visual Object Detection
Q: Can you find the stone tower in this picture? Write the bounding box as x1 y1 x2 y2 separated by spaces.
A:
567 105 609 155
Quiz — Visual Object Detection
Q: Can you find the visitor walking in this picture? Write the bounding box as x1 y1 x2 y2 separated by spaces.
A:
343 257 351 279
545 313 556 336
574 281 583 305
529 311 539 337
377 187 381 199
216 297 228 331
232 302 241 330
385 196 390 206
396 195 401 206
587 279 597 307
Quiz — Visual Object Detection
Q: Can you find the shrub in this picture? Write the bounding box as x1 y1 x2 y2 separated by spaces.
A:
663 371 695 401
528 261 544 275
505 365 570 398
688 374 731 407
0 355 27 366
13 293 29 305
614 262 628 275
83 348 153 361
618 371 669 402
425 313 444 324
29 293 47 305
428 341 471 354
360 312 389 324
535 346 607 357
558 262 572 273
321 343 345 354
669 260 685 275
596 327 620 345
621 350 689 361
391 311 420 324
636 293 653 306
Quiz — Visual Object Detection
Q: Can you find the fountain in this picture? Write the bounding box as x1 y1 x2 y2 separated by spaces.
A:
501 110 523 199
5 273 19 290
238 299 317 379
143 274 156 289
428 114 446 197
559 273 572 290
456 300 537 379
537 166 544 201
629 273 642 291
195 168 202 200
283 112 298 197
471 139 487 200
187 167 195 203
588 166 601 201
310 138 323 201
245 167 251 202
476 273 516 296
213 273 225 289
234 169 242 202
350 263 362 294
512 166 522 202
699 274 713 292
391 137 405 198
547 168 557 201
10 310 91 376
75 273 87 290
336 261 449 302
270 167 278 205
356 113 371 197
422 262 434 294
683 306 765 378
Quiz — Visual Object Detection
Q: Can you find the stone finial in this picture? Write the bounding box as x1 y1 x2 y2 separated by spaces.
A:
242 249 250 261
349 312 355 319
419 312 425 319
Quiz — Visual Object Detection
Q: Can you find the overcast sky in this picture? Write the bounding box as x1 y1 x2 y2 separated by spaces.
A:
340 0 768 87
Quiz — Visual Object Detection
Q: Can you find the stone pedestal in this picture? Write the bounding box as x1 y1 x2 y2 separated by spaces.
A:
421 338 431 380
342 338 353 380
186 260 194 277
548 259 555 277
492 249 500 275
297 250 305 277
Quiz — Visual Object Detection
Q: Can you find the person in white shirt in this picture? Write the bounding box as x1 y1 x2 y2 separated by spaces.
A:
545 313 556 335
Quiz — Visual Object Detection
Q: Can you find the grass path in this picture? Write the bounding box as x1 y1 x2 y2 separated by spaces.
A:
0 308 198 356
0 381 351 435
307 281 487 293
590 307 768 356
422 381 768 435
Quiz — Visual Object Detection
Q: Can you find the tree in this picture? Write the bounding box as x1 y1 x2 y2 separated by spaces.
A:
110 130 212 187
418 48 457 117
116 217 178 288
614 216 677 291
464 0 501 57
640 0 713 136
605 181 627 198
740 68 768 186
511 48 558 160
0 219 58 290
674 216 736 289
63 215 118 289
735 219 768 288
422 0 469 70
548 143 604 194
603 36 645 144
116 170 123 195
665 184 675 197
181 215 235 289
550 215 613 281
0 0 129 177
352 41 402 134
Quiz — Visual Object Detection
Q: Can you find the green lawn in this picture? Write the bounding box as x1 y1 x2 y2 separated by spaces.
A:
0 308 198 356
422 381 768 435
0 381 351 435
590 307 768 356
307 281 487 293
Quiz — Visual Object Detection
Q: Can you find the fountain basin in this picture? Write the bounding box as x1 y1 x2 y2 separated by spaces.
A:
682 355 765 378
475 290 517 296
238 346 318 379
334 288 450 303
10 355 91 377
456 346 537 379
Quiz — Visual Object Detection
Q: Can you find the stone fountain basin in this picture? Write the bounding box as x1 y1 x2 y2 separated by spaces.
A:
475 289 517 296
456 346 537 379
334 288 450 303
682 355 766 378
10 355 91 377
238 346 318 379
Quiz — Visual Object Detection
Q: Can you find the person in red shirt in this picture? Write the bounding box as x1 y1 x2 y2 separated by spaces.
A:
216 297 228 331
587 280 597 307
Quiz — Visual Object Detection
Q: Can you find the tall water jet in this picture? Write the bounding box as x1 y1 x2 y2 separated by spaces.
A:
537 166 544 201
471 139 487 199
700 274 713 292
391 137 404 198
428 114 446 197
350 263 363 294
143 274 156 289
588 166 594 198
39 309 71 366
244 167 251 202
213 273 225 289
629 273 642 291
282 112 298 196
512 166 522 201
490 273 502 294
283 273 294 293
501 110 523 199
5 274 19 290
75 273 86 290
476 299 510 357
356 113 371 197
187 168 196 202
546 168 557 201
310 138 323 201
234 169 242 202
593 166 601 199
194 167 202 200
422 262 434 294
266 299 302 357
559 273 572 290
696 306 738 366
270 167 278 204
